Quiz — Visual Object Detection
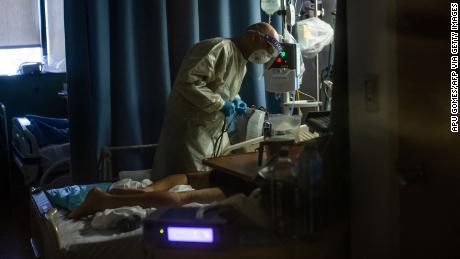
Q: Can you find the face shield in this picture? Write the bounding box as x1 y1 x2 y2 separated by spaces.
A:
260 34 283 67
247 31 283 64
261 34 283 56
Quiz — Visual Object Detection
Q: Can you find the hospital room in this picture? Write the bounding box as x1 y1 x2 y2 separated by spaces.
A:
0 0 457 258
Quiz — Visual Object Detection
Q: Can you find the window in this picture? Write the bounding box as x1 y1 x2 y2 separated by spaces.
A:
0 0 66 76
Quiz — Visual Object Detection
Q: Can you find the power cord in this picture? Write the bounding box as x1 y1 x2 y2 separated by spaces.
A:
212 115 237 157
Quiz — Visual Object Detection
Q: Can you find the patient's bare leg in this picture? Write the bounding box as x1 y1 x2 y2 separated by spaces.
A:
185 172 211 190
143 172 211 192
143 174 189 192
107 174 189 195
108 188 146 195
108 172 211 195
68 186 225 219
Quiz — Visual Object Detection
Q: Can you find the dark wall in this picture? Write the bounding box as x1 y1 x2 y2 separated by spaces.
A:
0 73 68 125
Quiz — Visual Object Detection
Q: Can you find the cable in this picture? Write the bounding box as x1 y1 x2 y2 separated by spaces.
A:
291 92 295 115
215 122 226 157
296 90 301 114
322 84 330 99
297 89 317 101
213 121 226 158
212 115 238 157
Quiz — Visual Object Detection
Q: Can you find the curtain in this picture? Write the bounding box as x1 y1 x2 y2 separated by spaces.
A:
65 0 278 183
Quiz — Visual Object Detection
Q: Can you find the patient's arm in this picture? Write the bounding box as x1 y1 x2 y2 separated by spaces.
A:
68 186 225 219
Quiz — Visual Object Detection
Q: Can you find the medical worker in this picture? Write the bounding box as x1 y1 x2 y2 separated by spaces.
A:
152 22 281 178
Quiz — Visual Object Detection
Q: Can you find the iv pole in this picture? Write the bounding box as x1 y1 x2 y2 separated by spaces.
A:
274 0 322 114
279 0 291 115
315 0 321 111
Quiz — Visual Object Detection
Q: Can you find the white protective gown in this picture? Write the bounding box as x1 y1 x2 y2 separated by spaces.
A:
152 38 247 179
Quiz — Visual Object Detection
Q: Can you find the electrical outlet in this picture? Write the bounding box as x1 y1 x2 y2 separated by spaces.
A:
364 74 380 113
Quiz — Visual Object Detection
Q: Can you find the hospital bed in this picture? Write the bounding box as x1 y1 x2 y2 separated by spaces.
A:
11 116 71 187
28 143 163 259
29 181 205 259
28 116 320 259
30 191 150 259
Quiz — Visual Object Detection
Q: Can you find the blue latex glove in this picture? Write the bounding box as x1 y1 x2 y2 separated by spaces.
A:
220 100 235 117
232 98 248 116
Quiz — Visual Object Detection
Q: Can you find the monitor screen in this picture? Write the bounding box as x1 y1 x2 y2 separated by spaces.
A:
268 43 296 70
167 226 214 243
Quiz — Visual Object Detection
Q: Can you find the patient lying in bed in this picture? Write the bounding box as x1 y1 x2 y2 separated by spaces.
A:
66 172 226 219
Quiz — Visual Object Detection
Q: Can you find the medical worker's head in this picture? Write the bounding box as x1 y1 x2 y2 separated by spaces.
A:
233 23 281 64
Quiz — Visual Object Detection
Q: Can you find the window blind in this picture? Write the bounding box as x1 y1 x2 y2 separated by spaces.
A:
0 0 41 48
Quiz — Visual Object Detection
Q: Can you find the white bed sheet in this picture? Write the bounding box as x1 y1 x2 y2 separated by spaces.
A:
46 183 205 259
50 204 206 259
55 209 147 249
35 206 150 259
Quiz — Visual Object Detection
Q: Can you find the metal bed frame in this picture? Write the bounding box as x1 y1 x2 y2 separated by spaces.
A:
30 143 158 259
0 102 13 197
11 116 71 187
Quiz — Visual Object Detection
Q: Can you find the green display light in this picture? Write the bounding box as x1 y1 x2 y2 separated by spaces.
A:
280 51 286 58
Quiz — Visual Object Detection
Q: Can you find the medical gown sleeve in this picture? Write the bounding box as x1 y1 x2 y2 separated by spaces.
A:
174 46 228 113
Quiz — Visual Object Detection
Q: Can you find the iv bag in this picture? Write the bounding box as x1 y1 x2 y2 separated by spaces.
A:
297 17 334 59
261 0 281 16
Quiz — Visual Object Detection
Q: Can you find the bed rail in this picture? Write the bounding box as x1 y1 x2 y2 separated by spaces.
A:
222 125 319 155
30 188 65 259
11 117 41 185
0 102 13 197
12 117 40 159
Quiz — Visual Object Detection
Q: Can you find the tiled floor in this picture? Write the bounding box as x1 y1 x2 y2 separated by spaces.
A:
0 190 34 259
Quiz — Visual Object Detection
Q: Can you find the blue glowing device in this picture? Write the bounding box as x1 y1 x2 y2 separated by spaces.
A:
143 207 236 249
166 226 214 243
